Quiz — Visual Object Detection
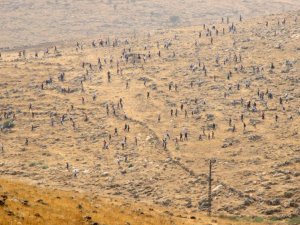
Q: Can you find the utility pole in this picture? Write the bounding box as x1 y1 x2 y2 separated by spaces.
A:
208 159 216 216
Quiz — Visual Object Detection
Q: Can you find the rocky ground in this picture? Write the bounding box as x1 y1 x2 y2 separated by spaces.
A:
0 10 299 221
0 178 216 225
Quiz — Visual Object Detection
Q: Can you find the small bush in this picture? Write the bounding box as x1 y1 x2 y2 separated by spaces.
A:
29 162 37 167
252 217 264 223
1 119 15 129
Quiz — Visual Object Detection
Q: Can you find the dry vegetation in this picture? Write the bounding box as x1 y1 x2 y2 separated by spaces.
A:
0 7 300 225
0 178 209 225
0 179 296 225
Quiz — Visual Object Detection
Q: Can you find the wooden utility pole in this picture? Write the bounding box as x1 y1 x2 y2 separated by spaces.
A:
208 159 216 216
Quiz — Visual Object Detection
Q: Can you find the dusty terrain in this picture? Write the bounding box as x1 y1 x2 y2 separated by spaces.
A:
0 9 300 224
1 0 300 49
1 178 289 225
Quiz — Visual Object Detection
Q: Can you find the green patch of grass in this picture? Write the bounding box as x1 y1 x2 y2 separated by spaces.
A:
270 217 282 221
219 215 239 221
42 165 49 169
252 217 264 223
29 162 37 167
288 216 300 225
220 215 265 223
42 152 51 156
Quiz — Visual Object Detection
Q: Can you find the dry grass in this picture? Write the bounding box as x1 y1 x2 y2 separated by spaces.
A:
0 178 187 225
0 178 272 225
0 179 258 225
0 9 299 224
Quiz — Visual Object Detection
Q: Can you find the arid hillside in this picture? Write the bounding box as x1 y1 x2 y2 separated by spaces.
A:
0 9 299 224
1 179 293 225
1 0 300 49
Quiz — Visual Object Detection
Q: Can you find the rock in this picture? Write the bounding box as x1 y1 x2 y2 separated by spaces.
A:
231 99 242 106
283 191 294 198
6 210 15 216
185 199 192 208
0 199 5 206
267 198 281 206
274 43 282 49
164 210 173 216
146 135 155 142
248 135 262 141
1 119 15 129
263 207 281 215
292 208 300 216
220 205 235 214
281 66 290 73
222 143 231 148
84 215 92 221
212 184 223 193
244 189 255 193
21 200 29 206
276 161 291 167
162 199 172 206
249 119 261 126
207 123 216 129
288 200 298 208
243 198 253 206
36 199 48 205
198 199 209 210
101 172 109 177
206 114 215 121
222 138 239 148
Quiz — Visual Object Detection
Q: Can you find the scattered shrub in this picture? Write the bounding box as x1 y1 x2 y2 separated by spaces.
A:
1 119 15 129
